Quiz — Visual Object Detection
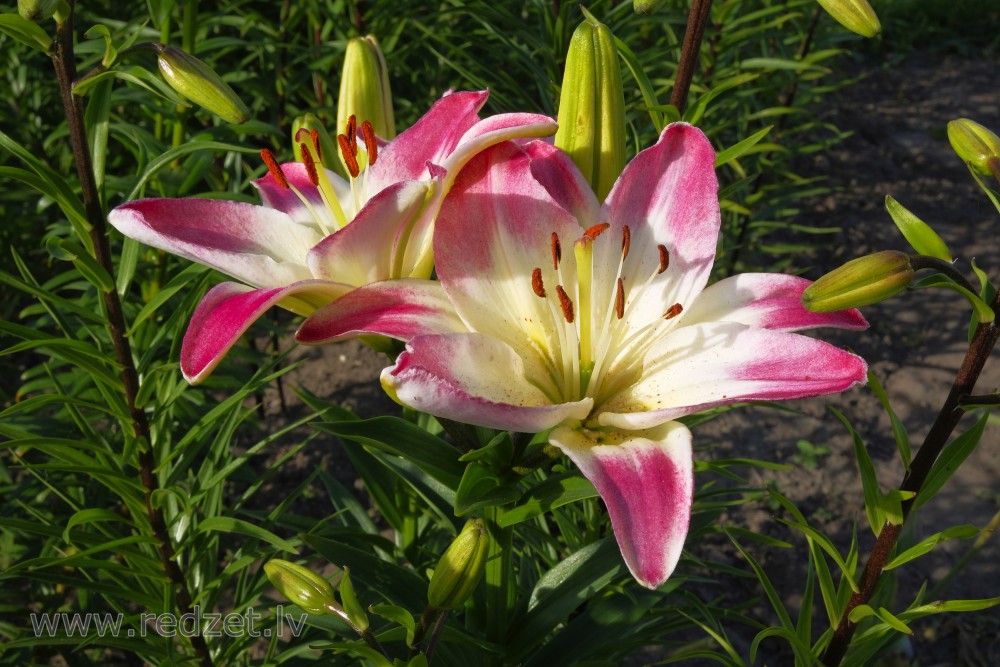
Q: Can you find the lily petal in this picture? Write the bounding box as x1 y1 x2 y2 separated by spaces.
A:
683 273 869 332
550 422 693 589
108 198 320 288
596 123 720 335
306 180 431 285
383 333 593 433
182 280 351 384
440 113 559 189
523 140 601 226
435 141 583 365
296 279 465 344
365 90 488 193
599 321 867 429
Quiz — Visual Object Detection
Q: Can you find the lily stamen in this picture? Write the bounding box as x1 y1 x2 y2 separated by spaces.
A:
556 285 574 323
551 232 562 269
531 268 546 297
260 149 289 189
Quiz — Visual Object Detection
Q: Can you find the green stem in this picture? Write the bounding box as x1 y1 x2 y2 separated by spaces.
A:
484 507 513 661
822 289 1000 666
50 6 212 667
909 255 978 294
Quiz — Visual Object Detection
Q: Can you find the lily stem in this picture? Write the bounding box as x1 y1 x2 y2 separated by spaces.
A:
822 289 1000 666
50 6 213 667
670 0 714 113
484 506 513 665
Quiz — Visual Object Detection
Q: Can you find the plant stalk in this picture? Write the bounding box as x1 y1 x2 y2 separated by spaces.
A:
822 290 1000 665
50 6 213 667
670 0 713 114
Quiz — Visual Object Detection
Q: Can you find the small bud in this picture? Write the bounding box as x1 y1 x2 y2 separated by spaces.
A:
815 0 881 38
263 559 337 615
802 251 913 312
18 0 58 21
155 44 250 124
554 9 626 203
291 113 347 177
338 35 396 146
947 118 1000 176
633 0 668 15
338 567 369 632
427 518 490 610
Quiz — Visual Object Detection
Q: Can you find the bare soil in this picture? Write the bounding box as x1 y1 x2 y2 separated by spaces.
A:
250 51 1000 665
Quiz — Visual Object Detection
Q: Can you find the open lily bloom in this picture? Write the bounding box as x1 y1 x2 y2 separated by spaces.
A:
108 91 556 383
297 123 868 588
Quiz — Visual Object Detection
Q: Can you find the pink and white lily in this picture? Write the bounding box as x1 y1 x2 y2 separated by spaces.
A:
108 91 557 383
296 123 868 588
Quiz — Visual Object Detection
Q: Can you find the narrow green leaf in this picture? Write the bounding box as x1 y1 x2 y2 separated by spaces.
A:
884 524 979 571
498 473 597 527
910 273 994 323
715 125 773 168
193 517 299 554
0 13 52 52
915 411 989 509
866 371 911 470
454 462 519 516
831 408 884 536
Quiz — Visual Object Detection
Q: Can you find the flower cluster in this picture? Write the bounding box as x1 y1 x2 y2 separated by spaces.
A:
109 96 867 589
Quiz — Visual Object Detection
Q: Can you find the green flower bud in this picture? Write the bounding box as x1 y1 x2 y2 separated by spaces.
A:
633 0 668 15
338 35 395 142
155 44 250 124
291 113 346 177
554 9 626 203
816 0 881 38
428 518 490 610
947 118 1000 176
18 0 58 21
263 559 337 615
802 251 913 312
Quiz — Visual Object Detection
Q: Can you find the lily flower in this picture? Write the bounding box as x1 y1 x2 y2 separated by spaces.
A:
108 91 557 383
296 123 868 588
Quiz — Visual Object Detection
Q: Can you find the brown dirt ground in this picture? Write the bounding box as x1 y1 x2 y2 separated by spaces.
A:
250 52 1000 665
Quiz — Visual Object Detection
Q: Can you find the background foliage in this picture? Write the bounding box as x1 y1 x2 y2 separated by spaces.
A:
2 1 997 665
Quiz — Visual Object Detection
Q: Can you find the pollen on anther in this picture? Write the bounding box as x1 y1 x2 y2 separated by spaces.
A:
346 114 357 150
555 285 574 323
615 278 625 319
531 268 546 298
663 303 683 320
360 120 378 166
260 149 288 189
657 244 670 274
621 225 631 259
584 223 610 240
550 232 562 270
338 134 361 178
299 144 320 186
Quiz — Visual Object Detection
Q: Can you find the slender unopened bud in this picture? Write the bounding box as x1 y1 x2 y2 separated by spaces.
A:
155 44 250 124
802 251 913 312
337 35 395 143
291 113 346 177
428 518 490 610
554 9 626 203
633 0 668 15
18 0 58 21
264 559 337 615
816 0 881 38
947 118 1000 176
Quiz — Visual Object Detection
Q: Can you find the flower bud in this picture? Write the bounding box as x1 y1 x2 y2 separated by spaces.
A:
947 118 1000 176
427 518 490 610
554 10 626 203
155 44 250 124
633 0 668 15
18 0 58 21
816 0 881 38
802 251 913 312
337 35 395 143
264 559 337 615
291 113 346 177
